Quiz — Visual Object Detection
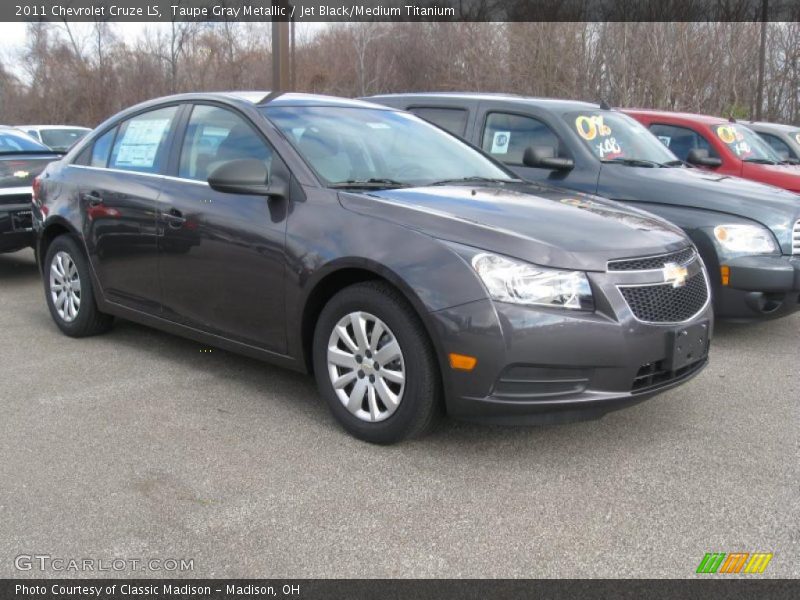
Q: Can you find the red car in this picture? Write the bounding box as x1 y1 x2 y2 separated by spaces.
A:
624 110 800 194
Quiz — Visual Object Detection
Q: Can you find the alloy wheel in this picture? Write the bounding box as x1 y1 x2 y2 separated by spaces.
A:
50 251 81 323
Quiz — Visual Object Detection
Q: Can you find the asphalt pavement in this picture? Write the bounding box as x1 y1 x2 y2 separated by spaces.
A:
0 248 797 578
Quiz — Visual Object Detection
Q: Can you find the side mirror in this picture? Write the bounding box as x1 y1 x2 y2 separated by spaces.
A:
208 159 285 197
522 146 574 171
686 148 722 168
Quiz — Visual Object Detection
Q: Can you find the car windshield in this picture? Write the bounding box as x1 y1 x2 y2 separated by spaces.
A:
263 106 513 187
40 128 89 151
0 129 50 153
564 110 678 165
711 123 782 163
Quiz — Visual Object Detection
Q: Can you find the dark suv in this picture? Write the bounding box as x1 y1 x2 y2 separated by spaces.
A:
368 93 800 321
33 92 711 443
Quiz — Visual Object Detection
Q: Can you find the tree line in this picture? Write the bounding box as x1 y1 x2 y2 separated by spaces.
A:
1 21 798 127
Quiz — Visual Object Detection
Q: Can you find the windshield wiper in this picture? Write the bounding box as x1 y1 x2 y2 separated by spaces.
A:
601 157 663 168
430 176 521 186
661 159 691 168
329 178 410 189
743 157 779 165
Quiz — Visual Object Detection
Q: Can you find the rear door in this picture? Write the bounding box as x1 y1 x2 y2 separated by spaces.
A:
156 103 289 353
71 104 181 314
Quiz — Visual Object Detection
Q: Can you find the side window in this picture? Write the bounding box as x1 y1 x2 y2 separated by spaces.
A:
90 128 117 167
410 107 468 137
759 133 794 160
108 106 178 174
649 124 716 161
179 105 273 182
482 112 564 166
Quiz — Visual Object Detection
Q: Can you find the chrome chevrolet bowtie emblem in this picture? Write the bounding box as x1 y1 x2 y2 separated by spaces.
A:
663 262 688 288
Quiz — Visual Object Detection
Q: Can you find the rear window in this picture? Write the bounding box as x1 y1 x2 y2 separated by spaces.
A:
0 130 50 153
40 128 89 151
409 107 468 137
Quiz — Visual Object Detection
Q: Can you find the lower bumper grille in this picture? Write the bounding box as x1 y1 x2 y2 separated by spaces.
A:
632 358 706 392
619 271 709 323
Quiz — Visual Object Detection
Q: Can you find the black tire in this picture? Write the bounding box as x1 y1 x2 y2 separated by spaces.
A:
313 281 442 444
43 235 114 337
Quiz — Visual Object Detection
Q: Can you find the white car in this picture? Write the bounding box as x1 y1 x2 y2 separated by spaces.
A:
16 125 91 153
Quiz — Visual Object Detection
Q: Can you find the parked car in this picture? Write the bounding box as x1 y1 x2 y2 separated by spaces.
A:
741 121 800 165
33 92 712 443
17 125 91 153
0 126 62 253
623 110 800 193
368 93 800 321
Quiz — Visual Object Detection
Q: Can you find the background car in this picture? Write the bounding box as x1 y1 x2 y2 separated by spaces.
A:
0 125 61 253
742 121 800 165
624 110 800 194
16 125 91 153
33 92 711 443
368 93 800 321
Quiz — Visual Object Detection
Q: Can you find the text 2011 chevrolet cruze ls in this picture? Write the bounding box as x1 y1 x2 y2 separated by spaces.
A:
33 93 712 443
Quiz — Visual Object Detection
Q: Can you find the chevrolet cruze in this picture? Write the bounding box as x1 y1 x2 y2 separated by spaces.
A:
32 93 712 443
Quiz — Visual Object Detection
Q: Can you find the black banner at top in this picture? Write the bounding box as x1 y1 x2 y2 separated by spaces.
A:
4 0 800 22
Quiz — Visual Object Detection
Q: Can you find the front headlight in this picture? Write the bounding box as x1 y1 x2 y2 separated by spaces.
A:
471 253 594 311
713 224 778 254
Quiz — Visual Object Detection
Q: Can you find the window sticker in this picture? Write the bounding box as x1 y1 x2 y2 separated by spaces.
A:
574 115 611 141
716 125 737 145
657 135 671 147
574 115 621 159
490 131 511 154
794 132 800 145
715 125 752 157
115 118 171 168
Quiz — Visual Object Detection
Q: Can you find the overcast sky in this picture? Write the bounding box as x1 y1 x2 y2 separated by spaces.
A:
0 21 163 49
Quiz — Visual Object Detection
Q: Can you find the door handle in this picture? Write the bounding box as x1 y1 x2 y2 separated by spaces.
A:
82 191 103 207
161 209 186 228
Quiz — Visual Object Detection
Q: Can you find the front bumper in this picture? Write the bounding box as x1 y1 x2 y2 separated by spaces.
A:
716 255 800 320
430 274 713 425
0 202 35 251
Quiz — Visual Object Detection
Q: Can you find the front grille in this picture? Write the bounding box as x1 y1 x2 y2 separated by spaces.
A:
793 219 800 255
608 246 696 271
619 271 708 323
0 193 31 206
632 358 706 392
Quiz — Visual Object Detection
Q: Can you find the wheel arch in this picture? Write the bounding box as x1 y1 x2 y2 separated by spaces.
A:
38 217 84 273
298 260 447 383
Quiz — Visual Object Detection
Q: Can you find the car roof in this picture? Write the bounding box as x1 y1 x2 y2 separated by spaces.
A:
623 109 734 126
742 121 800 134
368 92 600 112
129 91 391 111
15 125 91 130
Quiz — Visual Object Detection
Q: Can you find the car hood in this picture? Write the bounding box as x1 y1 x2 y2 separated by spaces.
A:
597 165 800 250
339 183 690 272
742 162 800 192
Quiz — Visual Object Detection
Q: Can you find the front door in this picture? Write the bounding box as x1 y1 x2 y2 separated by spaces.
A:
473 107 600 195
156 103 288 353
